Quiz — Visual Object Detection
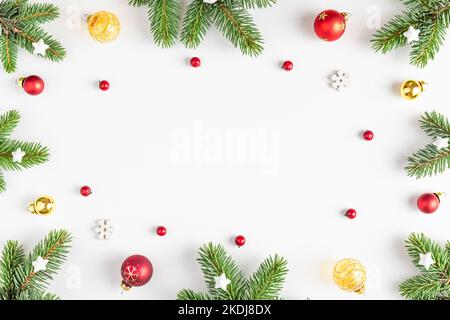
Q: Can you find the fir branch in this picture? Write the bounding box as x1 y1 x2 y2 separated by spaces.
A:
198 243 247 299
212 2 263 56
244 254 288 300
180 0 212 49
148 0 181 48
14 229 71 294
128 0 151 7
177 289 212 300
236 0 277 9
0 171 5 193
0 109 20 142
371 14 416 53
399 273 445 300
406 111 450 178
0 35 17 73
18 3 58 24
0 241 25 300
0 140 49 171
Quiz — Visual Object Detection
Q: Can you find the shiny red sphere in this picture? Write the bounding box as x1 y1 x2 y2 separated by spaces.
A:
121 255 153 288
235 235 246 247
314 10 347 41
190 57 201 68
345 208 357 219
156 226 167 236
22 75 45 95
80 186 92 197
282 60 294 71
417 193 440 214
99 80 110 91
363 130 374 141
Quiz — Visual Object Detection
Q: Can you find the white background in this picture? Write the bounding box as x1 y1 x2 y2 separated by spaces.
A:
1 0 449 300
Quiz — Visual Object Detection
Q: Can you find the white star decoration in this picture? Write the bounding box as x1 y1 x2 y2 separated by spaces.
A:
433 137 449 149
32 256 49 273
214 273 231 291
33 39 49 56
12 148 25 163
403 26 420 44
418 252 435 270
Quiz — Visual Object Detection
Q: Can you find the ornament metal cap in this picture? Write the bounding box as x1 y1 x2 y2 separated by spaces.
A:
17 77 26 88
121 281 131 292
27 195 55 215
340 12 351 21
434 192 446 202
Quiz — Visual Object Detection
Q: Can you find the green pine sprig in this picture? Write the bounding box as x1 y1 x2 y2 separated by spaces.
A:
129 0 276 56
399 233 450 300
0 230 72 300
405 111 450 179
0 109 49 193
371 0 450 68
177 243 288 300
0 0 66 73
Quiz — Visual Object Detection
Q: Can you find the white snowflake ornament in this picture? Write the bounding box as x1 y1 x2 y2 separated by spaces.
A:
433 137 449 150
33 39 49 56
32 256 49 272
418 252 435 270
94 219 113 240
331 70 351 92
403 26 420 44
12 148 25 163
203 0 219 3
214 273 231 291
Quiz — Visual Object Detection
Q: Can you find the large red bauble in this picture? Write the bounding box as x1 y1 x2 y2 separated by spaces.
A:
121 255 153 290
417 193 440 214
314 10 348 42
20 75 45 95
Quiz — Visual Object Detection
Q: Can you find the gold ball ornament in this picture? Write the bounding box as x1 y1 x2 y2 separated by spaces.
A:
333 258 366 294
400 80 426 100
87 11 121 43
27 196 55 215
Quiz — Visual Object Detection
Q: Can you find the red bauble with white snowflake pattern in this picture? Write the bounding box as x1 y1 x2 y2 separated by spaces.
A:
314 10 349 42
120 254 153 291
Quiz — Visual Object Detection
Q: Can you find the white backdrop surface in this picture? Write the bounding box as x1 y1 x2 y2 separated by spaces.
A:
1 0 450 300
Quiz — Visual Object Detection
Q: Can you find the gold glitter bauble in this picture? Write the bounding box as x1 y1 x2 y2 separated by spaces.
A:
333 258 366 294
400 80 426 100
27 196 55 215
87 11 121 43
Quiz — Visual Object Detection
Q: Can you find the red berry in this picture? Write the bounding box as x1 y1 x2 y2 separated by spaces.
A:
345 208 357 219
80 186 92 197
190 57 201 68
235 235 246 247
282 60 294 71
156 226 167 236
363 130 374 141
99 80 110 91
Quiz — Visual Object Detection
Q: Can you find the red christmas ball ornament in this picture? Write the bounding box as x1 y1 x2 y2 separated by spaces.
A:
18 75 45 95
80 186 92 197
234 235 246 247
190 57 201 68
120 254 153 291
156 226 167 236
98 80 110 91
282 60 294 71
417 193 444 214
345 208 357 219
314 10 349 42
363 130 374 141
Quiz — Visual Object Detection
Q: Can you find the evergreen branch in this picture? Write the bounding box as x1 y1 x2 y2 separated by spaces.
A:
371 14 416 53
405 144 450 178
0 241 25 300
405 233 449 272
128 0 151 7
177 289 212 300
419 111 450 139
236 0 277 9
212 2 263 56
148 0 181 48
0 35 17 73
180 0 212 49
0 140 49 171
15 230 71 294
18 3 59 24
198 243 247 299
400 273 445 300
244 254 288 300
0 171 5 193
0 109 20 142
